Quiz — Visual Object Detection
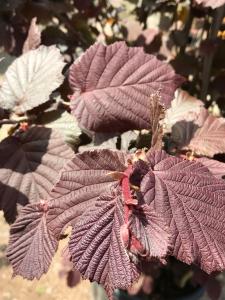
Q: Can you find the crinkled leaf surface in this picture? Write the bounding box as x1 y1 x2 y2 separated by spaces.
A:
130 204 170 259
0 45 65 114
6 149 128 280
141 150 225 273
23 17 41 53
69 192 140 299
7 203 58 279
0 126 73 223
195 0 225 8
38 110 81 148
164 89 203 133
69 41 183 132
48 149 127 237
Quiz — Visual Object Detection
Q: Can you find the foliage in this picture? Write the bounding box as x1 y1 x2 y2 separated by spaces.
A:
1 1 225 300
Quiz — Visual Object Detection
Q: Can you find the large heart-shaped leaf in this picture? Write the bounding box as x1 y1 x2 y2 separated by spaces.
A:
0 45 65 114
6 149 128 279
69 42 183 132
0 126 73 223
141 150 225 273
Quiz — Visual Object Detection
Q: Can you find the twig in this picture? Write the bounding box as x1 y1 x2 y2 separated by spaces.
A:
200 5 225 101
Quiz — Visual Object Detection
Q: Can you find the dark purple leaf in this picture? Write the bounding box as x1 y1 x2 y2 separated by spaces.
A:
69 42 184 132
7 202 58 279
129 204 171 259
141 150 225 273
69 192 140 299
48 149 128 237
0 126 73 223
6 149 128 280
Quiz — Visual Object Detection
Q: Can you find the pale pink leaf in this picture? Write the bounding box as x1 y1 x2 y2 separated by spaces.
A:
0 46 65 114
197 157 225 179
187 109 225 157
23 17 41 53
195 0 225 8
164 89 204 133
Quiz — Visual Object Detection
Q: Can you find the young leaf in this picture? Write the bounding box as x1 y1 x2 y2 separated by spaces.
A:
69 42 184 132
141 150 225 274
22 17 41 53
195 0 225 9
69 192 140 299
0 126 73 223
0 46 65 114
164 89 203 133
7 202 58 280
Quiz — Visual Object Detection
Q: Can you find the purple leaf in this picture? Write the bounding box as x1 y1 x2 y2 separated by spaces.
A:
187 109 225 157
129 204 171 259
171 108 225 157
6 202 58 279
197 157 225 179
6 149 128 280
0 126 73 223
69 42 184 132
48 149 128 238
195 0 225 8
69 192 140 299
22 17 41 53
141 150 225 273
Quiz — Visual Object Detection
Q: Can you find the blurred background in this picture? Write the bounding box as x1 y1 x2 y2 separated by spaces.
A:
0 0 225 299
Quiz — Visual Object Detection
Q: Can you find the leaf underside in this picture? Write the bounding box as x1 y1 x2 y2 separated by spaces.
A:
0 45 65 114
